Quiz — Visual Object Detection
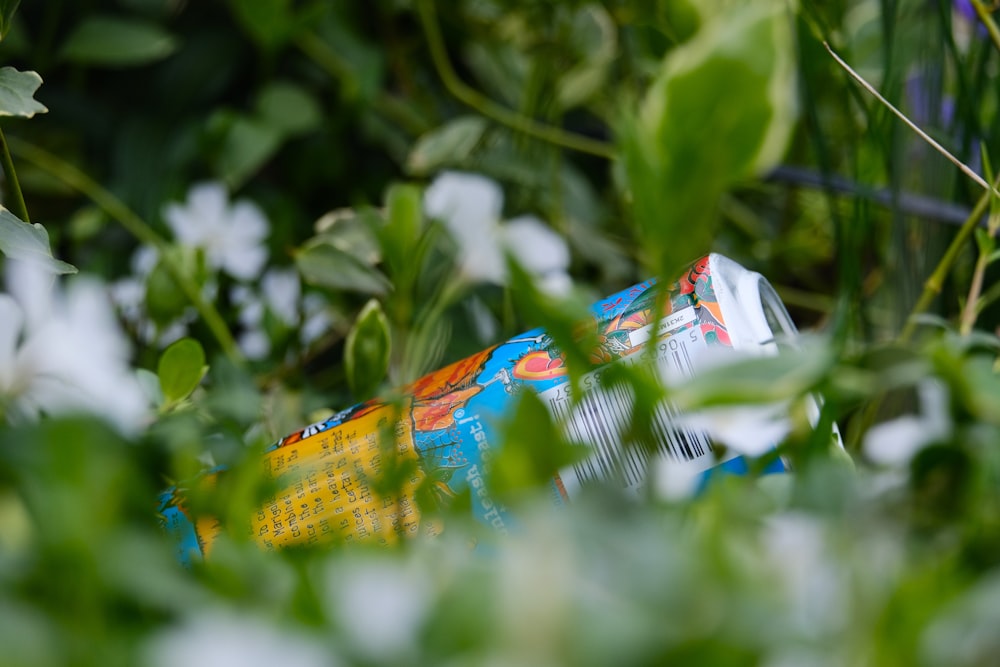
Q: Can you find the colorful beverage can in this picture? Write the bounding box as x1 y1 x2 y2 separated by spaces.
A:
159 253 816 563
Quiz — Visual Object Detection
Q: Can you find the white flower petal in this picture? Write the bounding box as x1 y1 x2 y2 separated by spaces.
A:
537 270 573 297
764 513 847 638
6 259 54 330
863 380 951 467
110 276 145 319
678 402 791 457
262 268 301 325
329 559 430 661
2 271 149 434
145 611 334 667
131 244 159 276
918 378 950 438
458 226 506 284
465 296 499 344
423 171 503 239
156 320 190 348
238 329 271 360
165 183 227 245
651 454 704 501
502 215 570 275
229 200 270 242
163 182 271 280
0 295 24 392
863 416 932 466
223 243 268 281
301 293 332 345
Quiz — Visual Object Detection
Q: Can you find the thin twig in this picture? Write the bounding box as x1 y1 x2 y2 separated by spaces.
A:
8 137 245 365
0 127 30 223
824 41 997 195
900 173 1000 342
969 0 1000 55
415 0 615 160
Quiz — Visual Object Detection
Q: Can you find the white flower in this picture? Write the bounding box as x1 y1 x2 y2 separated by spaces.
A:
327 558 430 661
228 268 305 360
650 454 706 501
300 293 332 346
1 261 149 433
111 244 202 348
763 513 847 638
424 171 572 295
144 610 334 667
261 267 301 326
676 401 792 458
164 182 270 281
863 379 950 467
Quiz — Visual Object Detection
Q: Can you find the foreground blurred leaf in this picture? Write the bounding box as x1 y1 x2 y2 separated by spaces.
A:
0 207 76 273
60 16 177 67
345 299 391 400
492 391 587 500
671 341 835 408
0 67 46 117
158 338 207 408
622 0 797 273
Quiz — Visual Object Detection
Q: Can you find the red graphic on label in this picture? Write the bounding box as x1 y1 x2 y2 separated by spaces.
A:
513 350 566 380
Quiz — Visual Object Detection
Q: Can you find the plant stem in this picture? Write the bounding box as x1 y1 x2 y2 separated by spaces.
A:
294 31 432 138
969 0 1000 54
0 127 30 223
899 173 1000 342
848 174 1000 449
960 251 989 335
7 137 245 366
415 0 615 160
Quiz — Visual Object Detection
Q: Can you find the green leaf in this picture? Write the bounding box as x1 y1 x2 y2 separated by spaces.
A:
255 81 322 137
0 0 21 41
555 6 617 110
671 341 835 409
344 299 391 400
647 1 796 182
314 208 383 265
975 227 995 257
0 207 76 274
144 247 206 326
226 0 294 51
407 116 488 175
556 62 611 111
381 183 422 280
0 67 46 118
60 16 177 67
622 0 797 273
212 114 283 189
158 338 207 407
491 390 587 500
295 241 391 295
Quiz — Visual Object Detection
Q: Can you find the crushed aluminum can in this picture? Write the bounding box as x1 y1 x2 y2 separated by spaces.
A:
159 253 828 563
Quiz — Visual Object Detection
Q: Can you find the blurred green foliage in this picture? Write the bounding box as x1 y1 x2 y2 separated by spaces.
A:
1 0 1000 665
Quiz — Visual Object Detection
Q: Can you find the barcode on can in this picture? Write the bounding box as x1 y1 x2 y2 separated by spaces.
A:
541 310 716 497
